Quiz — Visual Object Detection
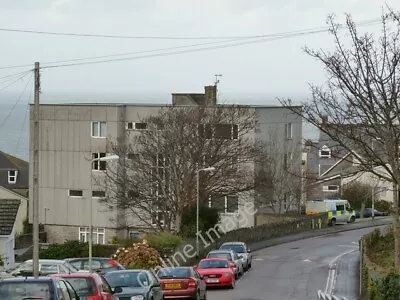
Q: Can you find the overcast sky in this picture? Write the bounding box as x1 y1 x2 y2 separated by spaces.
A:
1 0 400 105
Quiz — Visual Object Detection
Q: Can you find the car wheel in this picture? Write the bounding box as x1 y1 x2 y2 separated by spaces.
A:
350 216 356 223
330 218 336 226
230 279 235 289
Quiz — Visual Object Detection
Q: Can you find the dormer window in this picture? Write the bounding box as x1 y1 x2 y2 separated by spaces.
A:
319 145 331 158
8 170 17 184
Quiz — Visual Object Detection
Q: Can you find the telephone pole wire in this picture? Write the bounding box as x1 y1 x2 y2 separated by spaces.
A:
32 62 40 278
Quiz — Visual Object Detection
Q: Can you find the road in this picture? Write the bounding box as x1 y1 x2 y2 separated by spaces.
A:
207 226 382 300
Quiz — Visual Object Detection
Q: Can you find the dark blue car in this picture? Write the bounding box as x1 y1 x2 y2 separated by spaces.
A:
0 276 80 300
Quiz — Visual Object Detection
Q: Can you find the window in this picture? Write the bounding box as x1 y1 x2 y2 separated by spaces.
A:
336 204 345 211
69 190 83 197
92 191 105 198
78 227 105 244
92 153 106 171
210 195 239 213
319 145 331 158
323 185 339 192
285 123 292 139
126 122 148 130
152 210 165 226
91 121 107 138
8 170 17 184
199 124 238 140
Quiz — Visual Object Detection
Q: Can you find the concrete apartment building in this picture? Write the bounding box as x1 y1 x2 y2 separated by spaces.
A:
29 86 302 244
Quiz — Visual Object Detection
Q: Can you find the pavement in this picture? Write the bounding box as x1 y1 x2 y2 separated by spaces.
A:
206 217 391 300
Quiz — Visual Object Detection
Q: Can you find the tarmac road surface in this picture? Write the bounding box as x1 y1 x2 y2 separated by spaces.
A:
206 226 384 300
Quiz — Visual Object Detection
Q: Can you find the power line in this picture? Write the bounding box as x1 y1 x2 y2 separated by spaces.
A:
0 18 382 40
0 71 32 92
0 18 383 71
0 72 32 130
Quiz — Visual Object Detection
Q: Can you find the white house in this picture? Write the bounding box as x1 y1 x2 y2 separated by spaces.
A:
0 199 20 270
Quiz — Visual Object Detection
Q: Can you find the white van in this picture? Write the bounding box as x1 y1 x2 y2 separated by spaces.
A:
306 198 356 226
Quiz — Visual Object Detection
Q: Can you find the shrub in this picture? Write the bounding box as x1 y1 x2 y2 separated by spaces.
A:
146 232 182 251
110 236 141 247
374 200 392 213
180 205 220 238
113 240 160 269
377 272 400 300
40 240 119 259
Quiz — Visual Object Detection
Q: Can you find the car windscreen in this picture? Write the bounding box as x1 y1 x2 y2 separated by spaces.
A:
105 272 148 288
63 262 79 272
64 277 96 296
0 282 54 300
158 268 191 278
207 252 232 261
220 244 245 253
199 260 229 269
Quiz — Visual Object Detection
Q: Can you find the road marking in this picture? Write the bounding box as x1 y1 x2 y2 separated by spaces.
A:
325 248 357 295
303 259 311 262
253 258 264 261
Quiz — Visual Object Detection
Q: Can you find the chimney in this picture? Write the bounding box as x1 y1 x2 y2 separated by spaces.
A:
204 85 217 106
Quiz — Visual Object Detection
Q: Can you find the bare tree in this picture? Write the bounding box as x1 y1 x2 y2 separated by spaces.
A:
280 10 400 268
100 105 258 232
255 130 302 214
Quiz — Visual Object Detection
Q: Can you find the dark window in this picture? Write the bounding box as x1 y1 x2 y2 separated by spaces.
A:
92 153 106 170
198 124 213 139
0 282 54 300
135 122 147 130
232 125 239 139
92 191 105 198
64 277 96 297
226 195 238 213
69 190 83 197
211 196 225 212
215 124 232 139
158 267 191 278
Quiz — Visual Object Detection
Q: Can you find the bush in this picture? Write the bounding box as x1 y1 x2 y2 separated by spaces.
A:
377 272 400 300
40 240 119 259
113 240 160 269
146 232 182 251
365 227 395 270
374 200 392 213
180 205 220 238
110 236 141 247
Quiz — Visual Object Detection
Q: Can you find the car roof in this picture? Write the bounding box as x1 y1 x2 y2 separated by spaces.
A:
65 257 111 261
0 276 55 283
208 250 233 253
52 272 99 278
104 269 147 275
201 257 229 261
24 259 67 264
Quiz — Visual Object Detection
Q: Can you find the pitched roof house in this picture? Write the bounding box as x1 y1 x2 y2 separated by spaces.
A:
0 199 20 270
0 151 28 197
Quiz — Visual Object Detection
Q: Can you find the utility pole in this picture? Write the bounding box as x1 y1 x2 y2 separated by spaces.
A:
32 62 40 278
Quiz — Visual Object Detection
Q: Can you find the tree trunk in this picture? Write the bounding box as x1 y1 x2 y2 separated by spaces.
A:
393 183 400 270
174 213 182 233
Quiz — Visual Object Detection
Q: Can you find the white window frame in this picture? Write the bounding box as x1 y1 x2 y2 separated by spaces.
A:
199 124 239 140
151 209 166 226
323 185 339 192
78 227 105 244
8 170 17 184
209 195 239 214
91 121 107 138
69 189 83 198
92 152 107 171
319 145 332 158
285 123 292 139
126 122 148 130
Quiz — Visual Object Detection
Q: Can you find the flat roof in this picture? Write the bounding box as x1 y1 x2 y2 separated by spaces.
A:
30 102 301 109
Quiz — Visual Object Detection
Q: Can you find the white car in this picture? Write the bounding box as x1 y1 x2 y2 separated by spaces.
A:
206 249 244 278
219 242 252 271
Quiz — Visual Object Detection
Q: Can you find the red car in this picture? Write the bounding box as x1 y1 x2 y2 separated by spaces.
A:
157 266 207 300
52 272 117 300
194 258 235 289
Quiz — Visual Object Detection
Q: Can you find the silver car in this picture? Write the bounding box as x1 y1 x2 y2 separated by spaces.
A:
219 242 252 271
10 259 78 276
206 249 244 278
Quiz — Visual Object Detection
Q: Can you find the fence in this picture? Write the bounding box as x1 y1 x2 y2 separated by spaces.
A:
317 290 349 300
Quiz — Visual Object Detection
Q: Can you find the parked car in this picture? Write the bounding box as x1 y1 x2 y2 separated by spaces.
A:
157 266 207 300
219 241 252 270
53 272 117 300
64 257 125 274
0 276 79 300
104 269 164 300
355 208 389 218
206 249 244 278
194 258 235 289
10 259 78 276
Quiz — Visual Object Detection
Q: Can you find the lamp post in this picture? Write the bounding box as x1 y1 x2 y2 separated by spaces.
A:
196 167 216 257
89 154 119 271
